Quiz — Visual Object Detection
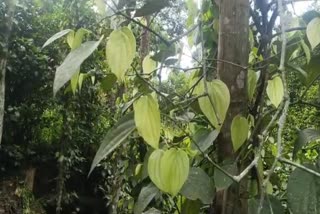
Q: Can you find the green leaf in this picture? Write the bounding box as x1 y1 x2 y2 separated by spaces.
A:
307 17 320 50
247 70 258 102
148 149 165 191
231 115 249 152
303 57 320 87
42 29 72 48
148 148 190 196
134 183 160 214
301 40 311 64
106 27 136 80
134 94 161 149
69 28 90 50
89 113 135 175
70 70 80 94
78 73 88 91
160 148 189 196
266 76 284 108
142 55 157 74
53 37 103 95
134 0 170 17
214 163 236 190
195 80 230 128
191 128 219 152
293 129 320 159
100 74 117 92
287 165 320 214
248 195 284 214
180 199 201 214
180 167 215 204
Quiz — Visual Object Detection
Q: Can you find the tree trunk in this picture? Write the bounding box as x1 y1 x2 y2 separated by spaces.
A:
0 0 16 145
214 0 250 213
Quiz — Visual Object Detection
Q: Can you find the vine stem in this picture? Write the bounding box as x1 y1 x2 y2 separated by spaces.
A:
257 0 290 212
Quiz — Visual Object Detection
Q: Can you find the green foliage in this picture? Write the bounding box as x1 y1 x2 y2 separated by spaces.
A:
180 167 214 204
266 76 284 108
231 115 249 152
106 27 136 80
134 94 161 149
287 165 320 214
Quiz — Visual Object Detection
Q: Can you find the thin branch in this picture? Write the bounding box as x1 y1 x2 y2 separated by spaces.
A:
271 27 306 39
207 59 247 70
258 0 289 211
279 157 320 177
105 0 199 47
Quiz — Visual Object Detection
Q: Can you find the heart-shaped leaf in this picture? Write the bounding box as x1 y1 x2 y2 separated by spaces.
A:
134 94 161 149
307 17 320 50
231 115 249 152
266 76 284 108
195 80 230 128
106 27 136 80
148 148 189 196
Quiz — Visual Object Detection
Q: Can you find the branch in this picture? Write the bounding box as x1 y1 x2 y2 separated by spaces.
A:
279 157 320 177
105 0 199 47
271 27 306 39
258 0 289 211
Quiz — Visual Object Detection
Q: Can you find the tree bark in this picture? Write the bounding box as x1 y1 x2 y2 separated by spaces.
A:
0 0 16 145
214 0 250 213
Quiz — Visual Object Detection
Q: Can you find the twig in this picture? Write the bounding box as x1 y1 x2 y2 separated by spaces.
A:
105 0 199 46
279 157 320 177
271 27 306 39
258 0 289 211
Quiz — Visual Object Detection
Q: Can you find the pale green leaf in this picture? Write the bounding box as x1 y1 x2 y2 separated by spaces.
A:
287 165 320 214
307 17 320 49
134 94 160 149
106 27 136 80
180 167 214 204
195 80 230 128
148 149 190 196
142 55 157 74
134 183 160 214
42 29 72 48
70 28 90 49
160 149 189 196
89 113 135 175
53 37 103 95
78 73 88 91
70 70 80 94
248 70 258 102
148 149 165 191
301 40 311 64
231 115 249 152
266 76 284 108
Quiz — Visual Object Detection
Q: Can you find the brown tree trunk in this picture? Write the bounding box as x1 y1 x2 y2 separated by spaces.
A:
214 0 250 213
